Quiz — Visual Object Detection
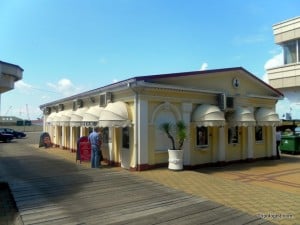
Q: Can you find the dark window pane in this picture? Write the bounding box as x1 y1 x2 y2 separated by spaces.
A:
196 126 208 146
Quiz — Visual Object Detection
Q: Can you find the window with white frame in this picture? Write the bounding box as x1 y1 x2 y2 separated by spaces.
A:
283 39 299 64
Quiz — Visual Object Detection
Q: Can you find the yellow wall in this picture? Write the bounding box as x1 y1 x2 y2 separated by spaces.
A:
253 126 273 158
188 126 222 165
113 128 121 164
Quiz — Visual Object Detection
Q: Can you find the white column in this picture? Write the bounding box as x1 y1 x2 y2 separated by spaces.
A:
54 125 58 145
247 126 253 159
108 128 114 163
70 127 74 152
61 126 65 148
137 99 148 169
181 103 193 166
218 127 225 161
43 115 47 132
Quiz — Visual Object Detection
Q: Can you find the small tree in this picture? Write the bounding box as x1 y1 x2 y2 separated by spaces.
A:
160 120 187 150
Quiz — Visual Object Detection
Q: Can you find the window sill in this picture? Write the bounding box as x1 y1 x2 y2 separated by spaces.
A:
196 146 209 151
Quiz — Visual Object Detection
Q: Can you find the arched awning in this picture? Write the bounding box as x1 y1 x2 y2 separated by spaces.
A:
82 106 104 127
57 110 73 126
70 108 88 127
46 112 57 125
99 101 132 127
192 104 225 127
255 107 281 126
52 111 64 126
227 106 256 127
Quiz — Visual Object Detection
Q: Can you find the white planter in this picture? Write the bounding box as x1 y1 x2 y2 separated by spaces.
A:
168 149 183 170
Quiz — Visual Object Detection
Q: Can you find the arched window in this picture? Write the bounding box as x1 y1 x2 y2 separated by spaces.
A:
154 110 176 151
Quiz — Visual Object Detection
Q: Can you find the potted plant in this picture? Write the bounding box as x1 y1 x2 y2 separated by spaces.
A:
160 120 187 170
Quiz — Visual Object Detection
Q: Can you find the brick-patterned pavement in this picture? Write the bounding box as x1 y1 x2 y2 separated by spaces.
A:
133 155 300 225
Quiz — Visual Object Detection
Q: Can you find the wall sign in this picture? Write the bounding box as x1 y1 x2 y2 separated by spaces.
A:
39 132 52 148
76 136 91 163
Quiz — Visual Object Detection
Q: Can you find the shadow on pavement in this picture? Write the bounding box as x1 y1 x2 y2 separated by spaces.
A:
0 152 94 207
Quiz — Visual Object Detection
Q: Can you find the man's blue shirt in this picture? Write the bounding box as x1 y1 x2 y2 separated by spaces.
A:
88 131 99 146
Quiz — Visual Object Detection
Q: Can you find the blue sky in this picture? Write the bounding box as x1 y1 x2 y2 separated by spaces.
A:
0 0 299 120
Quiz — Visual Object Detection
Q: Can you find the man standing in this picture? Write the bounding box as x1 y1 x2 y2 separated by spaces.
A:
88 127 101 168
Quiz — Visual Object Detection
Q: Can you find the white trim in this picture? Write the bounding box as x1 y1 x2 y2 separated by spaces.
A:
137 99 148 166
247 94 283 100
137 81 223 94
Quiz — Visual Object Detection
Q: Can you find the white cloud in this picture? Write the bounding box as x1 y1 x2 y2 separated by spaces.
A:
262 52 284 84
264 52 283 69
15 80 32 92
200 62 208 71
47 78 82 97
261 73 269 83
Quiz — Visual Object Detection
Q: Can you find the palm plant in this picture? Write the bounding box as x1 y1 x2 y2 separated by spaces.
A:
160 120 187 150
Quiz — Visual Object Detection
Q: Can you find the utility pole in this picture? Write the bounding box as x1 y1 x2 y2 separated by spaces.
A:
26 104 30 120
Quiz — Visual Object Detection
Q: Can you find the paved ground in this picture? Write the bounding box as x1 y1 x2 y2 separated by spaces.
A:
1 132 299 224
134 157 300 225
40 140 300 225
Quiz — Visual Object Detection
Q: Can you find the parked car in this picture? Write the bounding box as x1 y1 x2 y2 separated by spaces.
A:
0 132 13 142
0 128 26 139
